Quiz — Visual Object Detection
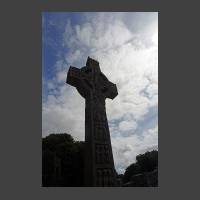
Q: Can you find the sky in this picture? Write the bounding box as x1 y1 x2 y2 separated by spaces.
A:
42 12 158 174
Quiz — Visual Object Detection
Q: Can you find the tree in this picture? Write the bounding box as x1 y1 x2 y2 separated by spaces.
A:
123 150 158 185
42 134 158 187
42 133 84 187
122 163 142 184
136 150 158 172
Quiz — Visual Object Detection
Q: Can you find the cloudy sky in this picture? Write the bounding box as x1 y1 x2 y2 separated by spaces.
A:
42 12 158 174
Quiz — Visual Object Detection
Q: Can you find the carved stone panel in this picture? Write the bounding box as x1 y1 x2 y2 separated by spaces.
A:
96 168 114 186
94 109 107 124
95 144 111 164
95 126 106 141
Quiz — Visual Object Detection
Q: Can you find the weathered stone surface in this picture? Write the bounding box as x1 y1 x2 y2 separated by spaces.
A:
66 57 118 186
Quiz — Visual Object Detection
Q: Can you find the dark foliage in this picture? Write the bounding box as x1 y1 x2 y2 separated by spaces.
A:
42 133 84 187
42 133 158 187
122 150 158 185
136 150 158 172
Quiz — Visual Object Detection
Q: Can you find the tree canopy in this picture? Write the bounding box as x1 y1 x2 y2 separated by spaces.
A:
42 133 158 187
42 133 84 187
122 150 158 185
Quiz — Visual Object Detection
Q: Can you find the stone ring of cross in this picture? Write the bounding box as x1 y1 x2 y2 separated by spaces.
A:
66 57 118 100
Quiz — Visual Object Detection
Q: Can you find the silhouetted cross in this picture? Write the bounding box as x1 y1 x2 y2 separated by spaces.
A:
66 57 118 187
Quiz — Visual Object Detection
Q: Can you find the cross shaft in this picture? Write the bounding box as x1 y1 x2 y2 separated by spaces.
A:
66 57 118 186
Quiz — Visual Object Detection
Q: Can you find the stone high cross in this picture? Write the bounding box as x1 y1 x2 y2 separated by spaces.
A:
66 57 118 186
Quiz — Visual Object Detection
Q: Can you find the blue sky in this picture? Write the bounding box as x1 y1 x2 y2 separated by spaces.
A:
42 12 158 173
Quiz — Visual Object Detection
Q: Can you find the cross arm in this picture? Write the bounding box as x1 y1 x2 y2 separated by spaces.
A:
66 66 81 88
66 66 90 98
103 81 118 100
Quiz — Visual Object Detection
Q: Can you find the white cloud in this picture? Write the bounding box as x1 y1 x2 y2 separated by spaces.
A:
112 125 158 173
42 12 158 173
56 70 66 83
119 120 137 132
43 86 85 140
47 81 55 90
